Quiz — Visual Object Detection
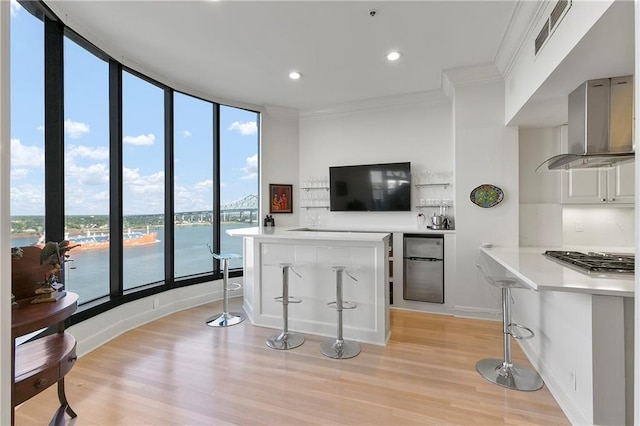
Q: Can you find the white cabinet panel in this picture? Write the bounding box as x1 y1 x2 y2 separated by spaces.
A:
607 161 635 204
562 164 634 205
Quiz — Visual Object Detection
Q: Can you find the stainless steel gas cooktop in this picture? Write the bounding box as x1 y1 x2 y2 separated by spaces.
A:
543 250 635 275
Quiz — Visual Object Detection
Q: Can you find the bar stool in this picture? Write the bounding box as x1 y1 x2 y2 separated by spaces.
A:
320 266 360 359
206 249 245 327
266 263 305 350
475 263 543 391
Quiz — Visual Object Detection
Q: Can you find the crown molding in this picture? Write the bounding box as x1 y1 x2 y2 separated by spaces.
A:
495 0 550 78
442 63 503 90
263 105 299 120
299 90 449 120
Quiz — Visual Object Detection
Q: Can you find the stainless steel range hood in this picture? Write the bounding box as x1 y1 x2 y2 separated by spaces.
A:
536 75 635 171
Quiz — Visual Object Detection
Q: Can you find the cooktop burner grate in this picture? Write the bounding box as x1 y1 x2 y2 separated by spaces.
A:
543 250 635 274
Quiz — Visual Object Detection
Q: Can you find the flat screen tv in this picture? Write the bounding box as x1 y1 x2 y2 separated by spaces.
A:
329 162 411 212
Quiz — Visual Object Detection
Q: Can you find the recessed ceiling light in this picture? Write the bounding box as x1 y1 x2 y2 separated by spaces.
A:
289 71 302 80
387 51 402 61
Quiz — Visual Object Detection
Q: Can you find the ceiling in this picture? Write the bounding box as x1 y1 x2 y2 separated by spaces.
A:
44 1 528 113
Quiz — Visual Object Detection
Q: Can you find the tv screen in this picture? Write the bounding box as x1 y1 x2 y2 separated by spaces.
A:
330 162 411 212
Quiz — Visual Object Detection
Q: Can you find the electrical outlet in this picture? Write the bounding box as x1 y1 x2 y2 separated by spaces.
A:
153 298 160 309
569 369 577 391
574 222 584 232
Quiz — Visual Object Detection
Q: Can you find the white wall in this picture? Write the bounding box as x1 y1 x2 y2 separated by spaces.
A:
519 127 562 247
452 79 520 318
298 92 453 229
563 206 635 247
260 105 300 228
0 1 11 423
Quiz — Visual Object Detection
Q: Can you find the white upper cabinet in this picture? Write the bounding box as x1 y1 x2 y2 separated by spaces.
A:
561 163 634 205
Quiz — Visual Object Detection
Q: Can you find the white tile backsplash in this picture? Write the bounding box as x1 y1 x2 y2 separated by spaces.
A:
563 206 635 248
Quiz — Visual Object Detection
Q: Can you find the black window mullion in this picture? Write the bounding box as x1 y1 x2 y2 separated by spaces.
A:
212 104 221 275
43 16 64 243
164 90 175 286
109 61 123 298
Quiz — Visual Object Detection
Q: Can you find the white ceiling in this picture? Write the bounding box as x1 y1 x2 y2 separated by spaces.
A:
44 0 528 113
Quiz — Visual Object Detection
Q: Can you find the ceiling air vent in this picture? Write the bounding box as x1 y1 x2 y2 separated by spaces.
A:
534 0 572 56
550 0 569 29
534 23 549 55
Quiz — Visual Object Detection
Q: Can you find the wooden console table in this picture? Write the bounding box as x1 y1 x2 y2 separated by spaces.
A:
12 292 78 425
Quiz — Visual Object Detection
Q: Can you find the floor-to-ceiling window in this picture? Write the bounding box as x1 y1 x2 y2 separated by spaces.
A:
121 70 166 290
63 35 110 303
219 106 259 270
9 2 45 246
173 92 215 278
10 0 259 323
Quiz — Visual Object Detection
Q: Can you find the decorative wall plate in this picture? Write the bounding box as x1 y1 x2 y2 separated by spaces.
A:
470 184 504 208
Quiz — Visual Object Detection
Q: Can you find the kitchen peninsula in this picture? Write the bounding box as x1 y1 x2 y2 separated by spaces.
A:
227 227 391 345
479 246 634 425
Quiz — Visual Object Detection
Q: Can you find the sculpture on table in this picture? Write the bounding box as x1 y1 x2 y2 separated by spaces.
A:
32 240 79 303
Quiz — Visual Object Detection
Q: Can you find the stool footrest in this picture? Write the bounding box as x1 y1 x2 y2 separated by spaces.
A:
508 323 535 340
225 282 242 291
327 301 357 310
274 296 302 304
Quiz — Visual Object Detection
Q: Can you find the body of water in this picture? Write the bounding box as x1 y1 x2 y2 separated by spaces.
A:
11 223 254 304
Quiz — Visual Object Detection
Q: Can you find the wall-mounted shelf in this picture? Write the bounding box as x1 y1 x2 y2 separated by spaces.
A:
415 183 450 188
301 206 329 209
416 204 450 208
301 186 330 191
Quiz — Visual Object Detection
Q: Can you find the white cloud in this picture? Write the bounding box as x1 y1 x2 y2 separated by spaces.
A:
10 183 44 215
64 119 90 139
241 154 258 180
36 125 44 132
194 179 213 191
123 133 155 146
11 139 44 168
67 145 109 160
228 121 258 136
77 163 109 186
10 168 30 180
180 130 192 138
10 0 21 16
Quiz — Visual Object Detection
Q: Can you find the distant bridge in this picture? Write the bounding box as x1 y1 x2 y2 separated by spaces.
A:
221 195 259 222
174 195 259 224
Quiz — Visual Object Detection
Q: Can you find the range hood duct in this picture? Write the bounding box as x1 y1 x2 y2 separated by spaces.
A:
536 75 635 171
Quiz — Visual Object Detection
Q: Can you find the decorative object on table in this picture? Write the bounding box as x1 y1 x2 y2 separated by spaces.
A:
11 247 24 308
269 184 293 213
469 184 504 208
30 240 79 304
264 214 275 227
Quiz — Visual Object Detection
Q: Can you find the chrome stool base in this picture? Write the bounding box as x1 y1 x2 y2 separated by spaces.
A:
266 332 305 350
320 339 360 359
476 358 544 391
206 312 245 327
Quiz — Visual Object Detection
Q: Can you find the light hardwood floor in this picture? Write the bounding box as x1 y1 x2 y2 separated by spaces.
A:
15 299 569 425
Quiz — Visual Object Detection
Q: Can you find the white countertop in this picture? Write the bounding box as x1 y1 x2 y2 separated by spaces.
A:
227 225 454 238
226 226 390 242
480 246 635 297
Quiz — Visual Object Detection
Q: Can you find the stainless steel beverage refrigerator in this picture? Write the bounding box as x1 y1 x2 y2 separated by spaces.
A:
403 235 444 303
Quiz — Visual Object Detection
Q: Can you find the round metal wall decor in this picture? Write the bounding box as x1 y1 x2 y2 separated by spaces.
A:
469 184 504 208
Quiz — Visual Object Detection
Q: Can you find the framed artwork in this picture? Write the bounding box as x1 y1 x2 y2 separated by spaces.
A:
269 184 293 213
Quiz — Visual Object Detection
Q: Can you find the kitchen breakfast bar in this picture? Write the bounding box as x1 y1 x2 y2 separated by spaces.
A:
227 227 391 345
479 246 634 425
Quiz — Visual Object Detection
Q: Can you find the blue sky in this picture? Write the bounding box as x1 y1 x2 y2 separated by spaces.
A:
10 1 258 216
